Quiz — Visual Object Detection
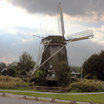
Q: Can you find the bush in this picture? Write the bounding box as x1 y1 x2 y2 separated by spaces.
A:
69 79 104 92
0 76 29 89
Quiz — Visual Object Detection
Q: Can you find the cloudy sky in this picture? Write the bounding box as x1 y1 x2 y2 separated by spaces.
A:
0 0 104 66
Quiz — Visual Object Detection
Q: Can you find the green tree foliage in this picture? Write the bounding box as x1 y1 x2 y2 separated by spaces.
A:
55 61 71 87
0 52 36 79
83 51 104 80
0 62 6 72
7 62 18 77
0 62 7 75
17 52 35 73
1 62 18 77
33 69 46 86
20 70 28 76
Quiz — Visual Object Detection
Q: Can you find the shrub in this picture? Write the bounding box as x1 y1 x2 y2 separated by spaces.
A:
0 76 29 89
69 79 104 92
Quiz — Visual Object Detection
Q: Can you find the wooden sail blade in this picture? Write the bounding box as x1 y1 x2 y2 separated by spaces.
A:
57 2 65 37
68 35 93 42
66 29 94 42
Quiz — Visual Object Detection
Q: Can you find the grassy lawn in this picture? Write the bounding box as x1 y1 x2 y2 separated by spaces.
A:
0 90 104 104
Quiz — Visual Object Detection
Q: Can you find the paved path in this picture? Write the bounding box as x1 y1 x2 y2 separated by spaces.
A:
0 89 104 95
0 96 58 104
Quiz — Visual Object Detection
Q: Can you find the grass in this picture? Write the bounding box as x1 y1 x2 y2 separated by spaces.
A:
0 90 104 104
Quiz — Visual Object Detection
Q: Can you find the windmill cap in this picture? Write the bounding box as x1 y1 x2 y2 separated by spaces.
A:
42 36 65 44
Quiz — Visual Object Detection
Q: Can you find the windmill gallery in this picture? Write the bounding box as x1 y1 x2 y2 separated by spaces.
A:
31 2 94 86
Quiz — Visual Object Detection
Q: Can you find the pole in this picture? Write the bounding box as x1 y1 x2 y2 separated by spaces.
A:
81 67 83 80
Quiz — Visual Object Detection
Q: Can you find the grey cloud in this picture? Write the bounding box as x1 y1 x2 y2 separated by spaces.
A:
0 0 103 66
0 29 103 66
0 30 40 63
8 0 104 17
67 40 104 66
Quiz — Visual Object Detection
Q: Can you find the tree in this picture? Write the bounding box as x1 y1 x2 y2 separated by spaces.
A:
17 52 35 73
0 62 7 75
55 61 71 87
33 69 47 86
83 51 104 80
52 53 71 87
7 62 18 77
0 62 6 72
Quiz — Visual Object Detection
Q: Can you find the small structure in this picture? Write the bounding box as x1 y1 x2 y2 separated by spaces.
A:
71 71 80 79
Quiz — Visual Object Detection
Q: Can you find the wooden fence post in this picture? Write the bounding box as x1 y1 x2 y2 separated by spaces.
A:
23 95 27 99
2 93 6 97
35 97 38 101
69 100 76 104
51 98 55 102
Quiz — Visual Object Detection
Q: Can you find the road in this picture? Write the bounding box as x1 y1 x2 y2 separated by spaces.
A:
0 96 58 104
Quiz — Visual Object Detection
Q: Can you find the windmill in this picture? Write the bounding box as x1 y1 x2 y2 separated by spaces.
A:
31 2 94 82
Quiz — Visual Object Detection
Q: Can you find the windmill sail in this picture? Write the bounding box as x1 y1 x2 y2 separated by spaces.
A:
66 29 94 42
57 2 65 37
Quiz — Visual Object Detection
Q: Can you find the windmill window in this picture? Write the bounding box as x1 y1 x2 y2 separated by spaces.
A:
50 65 52 69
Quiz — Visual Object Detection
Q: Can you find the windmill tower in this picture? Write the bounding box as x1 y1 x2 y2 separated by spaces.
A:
31 2 94 84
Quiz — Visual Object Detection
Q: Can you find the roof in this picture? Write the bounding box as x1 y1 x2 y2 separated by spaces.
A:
42 35 65 44
71 71 80 75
